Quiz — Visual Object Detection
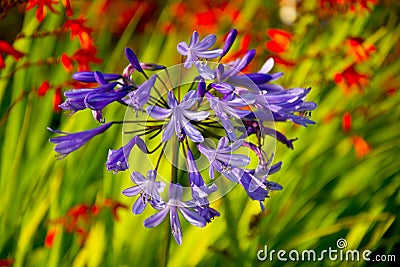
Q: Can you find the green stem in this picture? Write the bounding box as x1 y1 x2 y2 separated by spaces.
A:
161 220 171 267
171 136 180 184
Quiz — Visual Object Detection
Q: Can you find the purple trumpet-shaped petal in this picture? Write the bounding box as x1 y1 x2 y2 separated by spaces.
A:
187 149 217 203
125 47 144 73
59 83 115 113
72 71 122 83
221 28 238 58
177 31 223 68
198 136 250 180
197 78 206 104
224 49 256 78
84 89 129 111
195 61 215 80
237 168 282 211
196 205 220 223
206 92 252 140
210 82 235 94
106 136 148 172
122 170 165 214
48 122 113 157
144 183 207 245
124 74 156 111
187 149 219 222
146 90 209 143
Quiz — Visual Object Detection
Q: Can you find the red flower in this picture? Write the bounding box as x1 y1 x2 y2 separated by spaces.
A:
346 37 376 62
334 64 369 94
44 229 57 248
26 0 59 22
64 19 93 48
266 29 292 54
195 10 219 31
342 112 352 132
0 40 24 69
62 0 73 17
53 87 62 112
61 46 101 72
37 80 50 96
352 135 371 158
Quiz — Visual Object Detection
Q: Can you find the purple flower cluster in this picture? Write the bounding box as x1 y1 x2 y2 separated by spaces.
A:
49 29 316 245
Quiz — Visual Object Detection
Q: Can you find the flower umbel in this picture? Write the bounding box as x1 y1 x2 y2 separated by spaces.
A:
49 28 317 244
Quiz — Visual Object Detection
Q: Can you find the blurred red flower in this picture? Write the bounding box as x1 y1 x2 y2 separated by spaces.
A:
62 0 73 16
0 40 25 69
53 87 62 112
346 37 376 62
44 229 57 248
26 0 58 22
334 64 369 94
342 112 352 132
352 135 371 158
46 199 127 247
61 46 101 72
64 19 93 48
37 80 50 96
266 29 292 54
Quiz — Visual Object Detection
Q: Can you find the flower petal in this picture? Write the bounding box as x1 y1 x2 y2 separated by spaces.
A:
178 207 206 227
146 105 171 119
122 185 142 196
144 208 170 228
132 197 146 214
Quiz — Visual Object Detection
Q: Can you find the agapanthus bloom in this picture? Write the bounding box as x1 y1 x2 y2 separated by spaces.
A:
146 90 210 142
49 29 316 245
144 184 206 245
123 170 165 214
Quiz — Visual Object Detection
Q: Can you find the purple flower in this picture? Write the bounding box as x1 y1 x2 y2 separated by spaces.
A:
256 87 317 126
206 92 252 140
187 149 217 203
48 122 113 157
106 136 148 172
122 74 157 111
59 82 117 113
177 31 223 68
125 47 144 73
197 136 250 181
123 170 165 214
187 149 219 222
84 87 129 111
60 71 131 116
221 29 238 58
144 183 207 245
72 71 122 83
146 90 209 142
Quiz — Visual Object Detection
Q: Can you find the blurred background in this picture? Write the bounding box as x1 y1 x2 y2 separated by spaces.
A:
0 0 399 266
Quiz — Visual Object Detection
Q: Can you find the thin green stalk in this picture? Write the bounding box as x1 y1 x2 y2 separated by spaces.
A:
161 220 171 267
